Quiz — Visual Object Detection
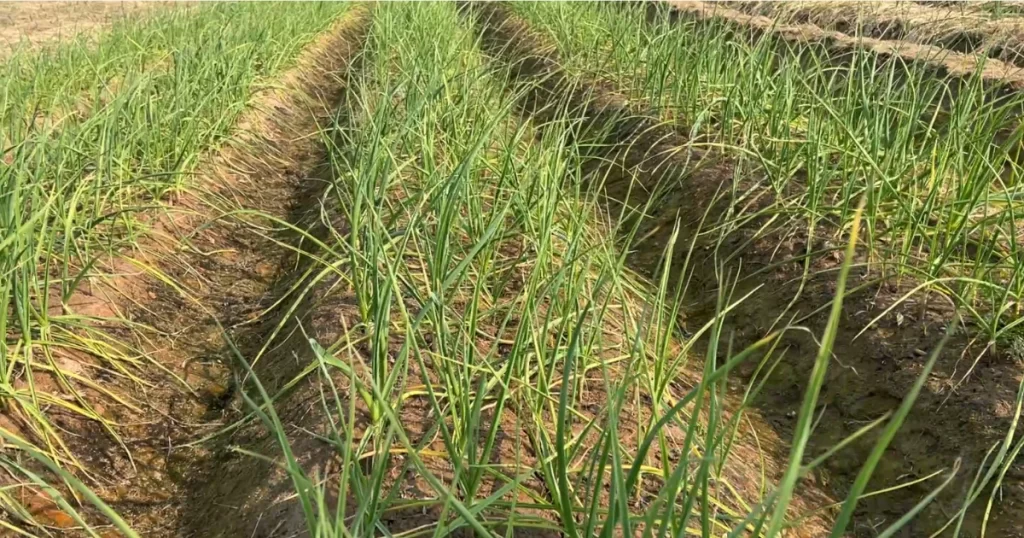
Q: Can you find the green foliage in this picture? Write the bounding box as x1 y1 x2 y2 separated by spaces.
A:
239 4 951 537
516 1 1024 343
0 1 351 532
1 2 1010 536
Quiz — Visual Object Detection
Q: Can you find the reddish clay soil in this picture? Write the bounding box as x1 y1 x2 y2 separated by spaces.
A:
471 3 1024 537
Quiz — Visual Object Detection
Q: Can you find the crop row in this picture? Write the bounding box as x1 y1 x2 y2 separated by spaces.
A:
0 2 353 532
2 2 1023 537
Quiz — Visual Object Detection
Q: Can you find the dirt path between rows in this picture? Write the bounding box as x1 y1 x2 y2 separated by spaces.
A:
914 0 1024 18
467 3 839 536
663 0 1024 98
10 8 371 537
8 2 1022 536
724 1 1024 69
654 1 1024 154
471 3 1024 537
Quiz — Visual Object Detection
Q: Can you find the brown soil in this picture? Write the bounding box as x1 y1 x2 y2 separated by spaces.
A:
663 0 1024 96
5 4 608 536
724 1 1024 68
468 3 839 536
0 2 169 59
180 10 787 537
6 2 1023 537
1 7 371 537
915 1 1024 18
656 1 1024 152
4 2 779 535
472 3 1024 537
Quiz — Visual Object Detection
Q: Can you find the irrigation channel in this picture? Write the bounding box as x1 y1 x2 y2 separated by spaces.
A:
2 2 1024 537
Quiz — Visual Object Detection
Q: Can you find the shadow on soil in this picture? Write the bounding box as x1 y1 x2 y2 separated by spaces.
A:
466 3 1024 537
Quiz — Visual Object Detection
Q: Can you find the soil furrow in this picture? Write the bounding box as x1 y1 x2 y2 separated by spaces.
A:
645 1 1024 154
914 1 1024 18
16 7 372 536
660 0 1024 101
173 46 371 538
723 1 1024 69
469 3 1024 536
8 2 1024 537
466 3 838 535
180 7 553 536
